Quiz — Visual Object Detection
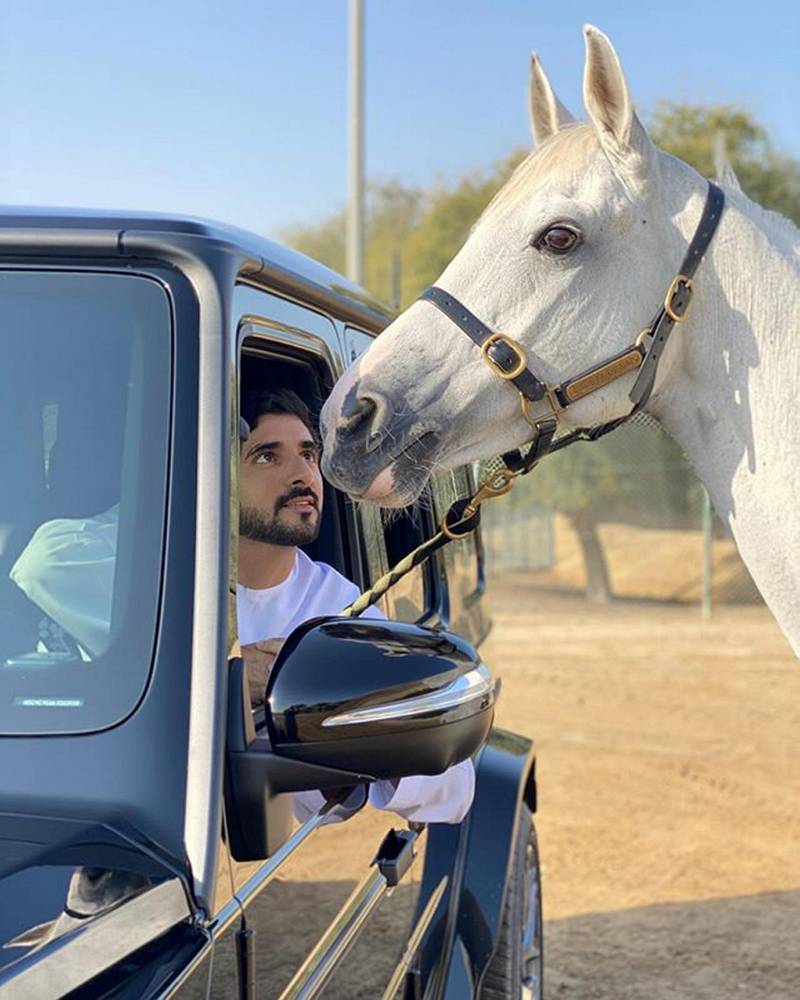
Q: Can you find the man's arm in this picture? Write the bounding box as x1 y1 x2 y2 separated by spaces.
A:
368 759 476 824
238 638 284 706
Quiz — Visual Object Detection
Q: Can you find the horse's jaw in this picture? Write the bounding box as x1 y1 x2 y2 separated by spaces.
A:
650 186 800 656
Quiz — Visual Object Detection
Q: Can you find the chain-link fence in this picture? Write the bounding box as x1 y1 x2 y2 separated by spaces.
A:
480 414 762 611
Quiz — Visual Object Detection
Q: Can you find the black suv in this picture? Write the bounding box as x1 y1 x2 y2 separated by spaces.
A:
0 210 541 1000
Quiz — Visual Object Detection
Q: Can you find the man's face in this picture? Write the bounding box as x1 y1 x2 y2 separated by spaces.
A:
239 412 323 546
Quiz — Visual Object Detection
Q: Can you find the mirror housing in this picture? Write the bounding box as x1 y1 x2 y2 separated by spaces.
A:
224 617 495 861
266 617 495 779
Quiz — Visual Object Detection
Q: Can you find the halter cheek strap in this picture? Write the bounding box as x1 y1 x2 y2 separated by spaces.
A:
418 286 547 402
628 182 725 409
419 181 725 474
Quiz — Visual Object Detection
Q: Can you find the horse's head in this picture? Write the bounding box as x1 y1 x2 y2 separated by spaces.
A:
321 26 702 505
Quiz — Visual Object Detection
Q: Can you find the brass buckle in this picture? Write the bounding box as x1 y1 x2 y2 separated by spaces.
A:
664 274 693 323
480 333 528 380
521 386 561 428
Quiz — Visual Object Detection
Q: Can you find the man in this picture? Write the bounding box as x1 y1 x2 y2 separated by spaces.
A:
8 387 474 825
237 388 474 825
236 387 375 703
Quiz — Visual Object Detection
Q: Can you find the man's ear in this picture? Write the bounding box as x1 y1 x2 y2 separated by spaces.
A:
239 417 251 442
582 25 655 187
529 52 575 147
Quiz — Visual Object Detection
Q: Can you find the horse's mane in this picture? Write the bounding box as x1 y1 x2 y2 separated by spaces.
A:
719 181 800 261
478 122 800 264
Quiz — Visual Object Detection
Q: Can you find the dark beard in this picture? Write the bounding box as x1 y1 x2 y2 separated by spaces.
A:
240 488 321 546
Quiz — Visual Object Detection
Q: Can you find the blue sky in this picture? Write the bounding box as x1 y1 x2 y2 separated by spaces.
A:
0 1 796 238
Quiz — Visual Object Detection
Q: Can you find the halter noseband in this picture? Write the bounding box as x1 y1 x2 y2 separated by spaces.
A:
419 181 725 475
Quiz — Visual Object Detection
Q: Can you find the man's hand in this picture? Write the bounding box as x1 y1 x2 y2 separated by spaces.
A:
240 638 285 707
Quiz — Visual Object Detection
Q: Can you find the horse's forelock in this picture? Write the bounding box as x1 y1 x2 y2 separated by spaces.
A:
477 123 601 227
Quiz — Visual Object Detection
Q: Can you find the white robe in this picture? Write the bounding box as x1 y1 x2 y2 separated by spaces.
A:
237 549 475 824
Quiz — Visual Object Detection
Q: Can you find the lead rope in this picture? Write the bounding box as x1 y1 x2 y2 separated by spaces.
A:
340 464 525 618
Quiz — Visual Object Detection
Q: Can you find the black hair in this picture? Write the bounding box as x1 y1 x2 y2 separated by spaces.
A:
240 388 318 444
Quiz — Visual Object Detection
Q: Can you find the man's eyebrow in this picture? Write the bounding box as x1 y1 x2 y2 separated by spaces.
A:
244 439 320 460
245 440 281 460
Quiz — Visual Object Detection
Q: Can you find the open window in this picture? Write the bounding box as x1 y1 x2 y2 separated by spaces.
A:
233 298 436 640
238 336 357 584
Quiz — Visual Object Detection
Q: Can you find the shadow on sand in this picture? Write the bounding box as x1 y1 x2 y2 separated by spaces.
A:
546 890 800 999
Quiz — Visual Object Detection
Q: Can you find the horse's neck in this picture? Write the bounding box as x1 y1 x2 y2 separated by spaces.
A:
651 185 800 654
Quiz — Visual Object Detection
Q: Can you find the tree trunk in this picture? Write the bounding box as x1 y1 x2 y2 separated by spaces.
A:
567 510 612 604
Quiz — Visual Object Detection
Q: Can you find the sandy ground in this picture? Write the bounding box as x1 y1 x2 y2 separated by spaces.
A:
215 572 800 999
486 576 800 999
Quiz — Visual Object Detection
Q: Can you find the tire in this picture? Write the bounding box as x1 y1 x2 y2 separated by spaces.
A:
478 804 543 1000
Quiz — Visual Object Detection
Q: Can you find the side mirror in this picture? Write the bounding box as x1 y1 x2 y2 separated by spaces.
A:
224 617 495 862
266 617 495 779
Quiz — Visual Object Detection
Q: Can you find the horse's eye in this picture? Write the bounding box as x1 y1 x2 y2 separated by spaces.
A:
533 225 582 255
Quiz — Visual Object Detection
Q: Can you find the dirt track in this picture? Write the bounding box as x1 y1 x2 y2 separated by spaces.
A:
229 575 800 999
486 577 800 999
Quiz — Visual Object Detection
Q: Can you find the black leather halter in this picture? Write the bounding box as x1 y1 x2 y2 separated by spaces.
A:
419 181 725 475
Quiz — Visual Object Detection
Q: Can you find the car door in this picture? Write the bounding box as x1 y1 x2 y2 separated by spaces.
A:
205 287 432 1000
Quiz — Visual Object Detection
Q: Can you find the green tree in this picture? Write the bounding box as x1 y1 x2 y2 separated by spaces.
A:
525 442 620 603
283 180 423 308
401 151 524 304
512 420 701 603
650 103 800 223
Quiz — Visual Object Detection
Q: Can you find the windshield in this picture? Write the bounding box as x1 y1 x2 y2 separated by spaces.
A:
0 271 171 734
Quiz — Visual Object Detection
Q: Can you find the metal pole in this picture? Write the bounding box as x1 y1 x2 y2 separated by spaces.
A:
701 487 713 620
347 0 365 285
390 247 401 311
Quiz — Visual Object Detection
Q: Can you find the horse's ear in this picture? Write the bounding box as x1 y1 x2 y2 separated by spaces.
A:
582 25 654 184
529 52 575 147
713 130 742 191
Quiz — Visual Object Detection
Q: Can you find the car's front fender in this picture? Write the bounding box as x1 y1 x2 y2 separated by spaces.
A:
408 726 536 999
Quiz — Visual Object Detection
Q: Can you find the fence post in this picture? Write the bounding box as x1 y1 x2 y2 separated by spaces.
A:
701 487 713 620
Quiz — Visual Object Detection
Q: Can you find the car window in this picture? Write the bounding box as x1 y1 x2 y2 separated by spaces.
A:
431 467 486 637
344 327 431 622
0 271 171 735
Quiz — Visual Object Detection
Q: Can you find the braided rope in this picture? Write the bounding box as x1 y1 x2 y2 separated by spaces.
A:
340 530 449 618
339 465 520 618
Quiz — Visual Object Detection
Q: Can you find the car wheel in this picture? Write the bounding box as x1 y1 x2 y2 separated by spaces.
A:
478 804 543 1000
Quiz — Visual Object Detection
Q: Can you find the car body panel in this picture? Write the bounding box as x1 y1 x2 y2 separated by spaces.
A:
0 207 536 1000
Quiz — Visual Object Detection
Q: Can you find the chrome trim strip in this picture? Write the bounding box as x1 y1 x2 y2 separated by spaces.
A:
211 807 332 938
238 270 391 335
381 876 449 1000
277 869 389 1000
176 250 229 916
322 663 493 728
0 879 192 999
239 318 343 380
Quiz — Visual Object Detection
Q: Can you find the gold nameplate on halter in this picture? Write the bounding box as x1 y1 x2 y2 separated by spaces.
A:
561 348 644 404
480 333 528 380
664 274 693 323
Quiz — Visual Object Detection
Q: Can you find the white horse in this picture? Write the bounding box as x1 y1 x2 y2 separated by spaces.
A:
321 26 800 656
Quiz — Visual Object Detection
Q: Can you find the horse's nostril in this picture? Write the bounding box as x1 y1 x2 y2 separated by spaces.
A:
341 394 377 432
